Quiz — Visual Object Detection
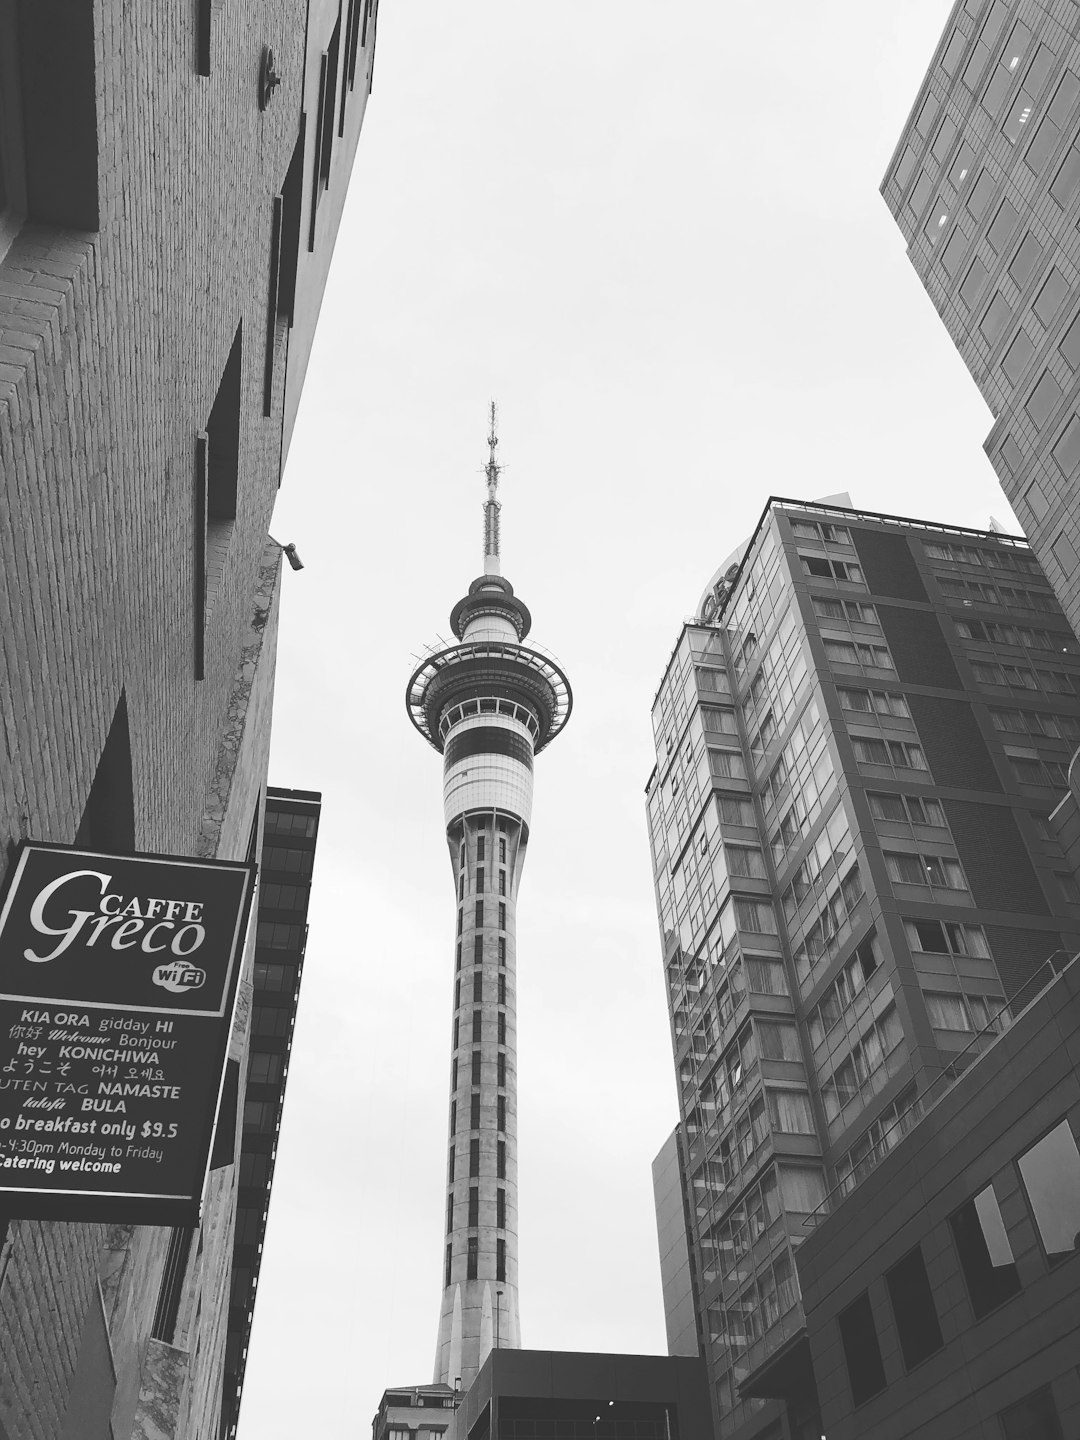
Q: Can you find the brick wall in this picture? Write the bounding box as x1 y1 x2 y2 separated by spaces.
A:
0 0 374 1433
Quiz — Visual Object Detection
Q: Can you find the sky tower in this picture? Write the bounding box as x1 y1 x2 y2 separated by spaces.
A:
406 407 572 1391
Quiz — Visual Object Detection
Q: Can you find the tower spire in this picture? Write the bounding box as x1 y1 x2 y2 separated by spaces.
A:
483 401 501 576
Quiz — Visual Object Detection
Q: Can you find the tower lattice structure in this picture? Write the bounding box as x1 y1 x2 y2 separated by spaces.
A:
406 408 572 1390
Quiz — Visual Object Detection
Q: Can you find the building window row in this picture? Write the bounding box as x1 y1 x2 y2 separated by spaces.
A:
921 539 1040 573
820 1003 904 1130
923 989 1005 1034
868 791 947 829
801 554 864 585
762 698 829 815
850 735 928 773
989 705 1080 741
780 804 852 924
812 596 878 626
835 1085 919 1198
791 863 865 986
790 518 852 546
807 933 881 1052
883 849 968 892
955 618 1078 653
937 573 1055 611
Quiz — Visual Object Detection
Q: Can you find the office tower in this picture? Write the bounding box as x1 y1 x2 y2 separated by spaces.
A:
406 412 572 1390
222 787 321 1439
0 2 377 1433
647 497 1080 1440
881 0 1080 878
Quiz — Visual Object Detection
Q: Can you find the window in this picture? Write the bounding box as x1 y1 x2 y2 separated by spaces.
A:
767 1089 815 1134
444 1244 452 1287
1017 1119 1080 1263
949 142 975 187
447 1192 455 1232
467 1236 478 1280
967 169 996 218
746 957 787 994
1009 233 1043 287
925 992 973 1031
903 917 990 957
886 1247 944 1370
980 292 1013 344
194 323 242 679
838 1293 887 1405
451 1100 457 1132
998 1387 1065 1440
1050 141 1080 207
474 901 483 927
497 1187 506 1228
469 1139 479 1177
498 973 506 1004
497 1052 506 1086
1034 269 1069 325
802 555 863 583
467 1185 479 1227
471 1010 481 1043
852 736 928 771
987 200 1019 252
709 749 746 780
757 1021 800 1061
308 14 342 248
950 1185 1022 1317
884 850 967 890
838 687 910 718
476 866 484 893
1002 330 1036 385
497 1012 506 1045
1027 370 1063 428
497 936 506 964
248 1052 283 1085
253 961 296 994
497 1095 506 1131
779 1166 826 1213
497 1140 506 1178
473 934 483 964
496 1238 506 1282
498 870 506 895
470 1050 481 1085
472 972 483 1004
498 903 506 929
960 257 989 310
476 835 486 863
499 837 506 864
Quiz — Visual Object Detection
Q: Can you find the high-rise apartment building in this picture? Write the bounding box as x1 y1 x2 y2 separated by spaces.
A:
647 498 1080 1440
0 2 376 1434
405 416 572 1391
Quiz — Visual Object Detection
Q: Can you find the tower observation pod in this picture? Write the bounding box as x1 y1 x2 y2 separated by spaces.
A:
405 407 572 1391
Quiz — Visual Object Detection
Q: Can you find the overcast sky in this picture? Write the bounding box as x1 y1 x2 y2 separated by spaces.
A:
243 1 1013 1434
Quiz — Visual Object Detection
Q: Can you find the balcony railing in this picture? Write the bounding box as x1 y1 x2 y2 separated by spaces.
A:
805 950 1077 1228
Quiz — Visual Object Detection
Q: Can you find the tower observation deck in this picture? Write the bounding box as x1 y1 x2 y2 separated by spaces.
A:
406 408 572 1391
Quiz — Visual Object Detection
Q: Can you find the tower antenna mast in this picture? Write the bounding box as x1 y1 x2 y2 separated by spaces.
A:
483 401 501 576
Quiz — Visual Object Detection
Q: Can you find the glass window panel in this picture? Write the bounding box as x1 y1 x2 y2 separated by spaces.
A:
838 1293 886 1406
950 142 976 187
1017 1119 1080 1262
967 169 996 218
886 1247 944 1370
950 1185 1022 1318
779 1166 826 1214
999 1388 1065 1440
1050 142 1080 206
1034 268 1069 325
1026 370 1063 428
987 199 1020 251
1008 232 1043 285
926 992 971 1031
1002 331 1036 385
908 171 933 216
980 292 1012 344
1059 314 1080 370
960 258 989 309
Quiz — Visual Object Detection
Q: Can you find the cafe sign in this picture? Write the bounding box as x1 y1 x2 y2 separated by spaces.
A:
0 843 255 1224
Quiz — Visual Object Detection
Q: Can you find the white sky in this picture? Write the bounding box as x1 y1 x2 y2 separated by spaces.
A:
244 1 1015 1434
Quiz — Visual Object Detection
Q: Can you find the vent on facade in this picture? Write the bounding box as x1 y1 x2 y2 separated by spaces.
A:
75 692 135 852
151 1226 196 1343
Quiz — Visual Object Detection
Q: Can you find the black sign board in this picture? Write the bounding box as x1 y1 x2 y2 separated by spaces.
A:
0 843 255 1225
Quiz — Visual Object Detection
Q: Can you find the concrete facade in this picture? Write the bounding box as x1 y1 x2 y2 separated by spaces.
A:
646 498 1080 1440
0 1 376 1434
796 953 1080 1439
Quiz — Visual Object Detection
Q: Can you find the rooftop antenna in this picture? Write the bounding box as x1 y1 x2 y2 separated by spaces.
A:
483 401 501 576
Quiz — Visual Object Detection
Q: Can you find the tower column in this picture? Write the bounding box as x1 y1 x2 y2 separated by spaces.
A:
406 410 572 1393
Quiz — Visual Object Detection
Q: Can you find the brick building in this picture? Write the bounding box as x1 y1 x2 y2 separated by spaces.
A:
0 1 376 1435
646 497 1080 1440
